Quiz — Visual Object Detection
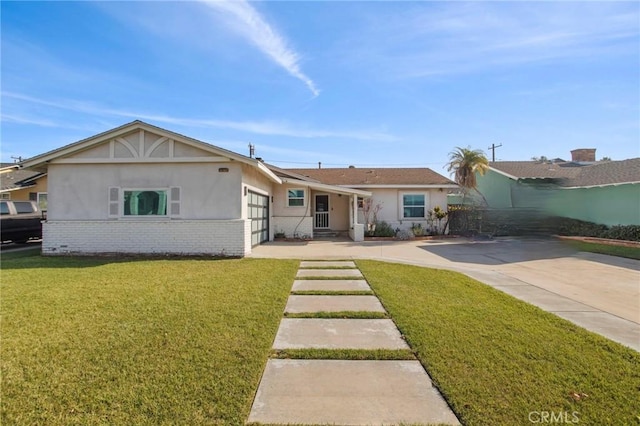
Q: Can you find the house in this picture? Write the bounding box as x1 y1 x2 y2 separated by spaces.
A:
471 149 640 226
284 167 457 235
20 121 456 256
0 163 48 209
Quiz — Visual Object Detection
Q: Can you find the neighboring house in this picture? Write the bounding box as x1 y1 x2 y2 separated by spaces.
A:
0 163 48 210
470 149 640 226
285 167 457 234
20 120 455 256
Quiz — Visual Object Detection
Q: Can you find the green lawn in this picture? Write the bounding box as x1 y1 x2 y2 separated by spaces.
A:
358 260 640 426
4 252 639 425
1 252 298 425
564 240 640 260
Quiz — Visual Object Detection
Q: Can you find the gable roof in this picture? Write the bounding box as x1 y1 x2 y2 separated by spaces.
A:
20 120 281 183
285 167 457 188
489 158 640 188
0 164 46 193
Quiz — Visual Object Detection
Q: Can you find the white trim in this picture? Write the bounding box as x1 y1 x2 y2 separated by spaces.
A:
287 188 306 208
281 178 372 196
0 185 36 193
487 167 519 180
399 192 428 220
51 157 231 164
343 184 458 189
560 181 640 189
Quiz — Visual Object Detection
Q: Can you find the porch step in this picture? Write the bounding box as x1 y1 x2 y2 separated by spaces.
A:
313 230 348 239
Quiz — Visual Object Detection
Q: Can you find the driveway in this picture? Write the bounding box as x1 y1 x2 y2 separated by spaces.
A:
250 237 640 351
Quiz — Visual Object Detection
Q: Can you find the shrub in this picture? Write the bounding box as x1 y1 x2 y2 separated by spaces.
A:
372 221 396 237
605 225 640 241
410 223 424 237
550 217 640 242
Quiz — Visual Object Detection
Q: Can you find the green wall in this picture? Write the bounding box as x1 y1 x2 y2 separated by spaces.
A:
476 171 640 226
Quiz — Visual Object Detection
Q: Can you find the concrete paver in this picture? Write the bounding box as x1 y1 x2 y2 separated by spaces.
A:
300 260 356 268
292 279 371 292
285 295 385 313
273 318 409 349
297 268 363 278
248 359 460 425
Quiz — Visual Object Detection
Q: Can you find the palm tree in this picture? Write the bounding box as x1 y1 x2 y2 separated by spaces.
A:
445 147 489 235
447 147 489 202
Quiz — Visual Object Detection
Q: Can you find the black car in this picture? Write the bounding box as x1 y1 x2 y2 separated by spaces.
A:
0 200 44 243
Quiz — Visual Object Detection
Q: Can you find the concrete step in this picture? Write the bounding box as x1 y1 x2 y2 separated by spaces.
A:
248 359 460 425
273 318 409 350
285 295 385 313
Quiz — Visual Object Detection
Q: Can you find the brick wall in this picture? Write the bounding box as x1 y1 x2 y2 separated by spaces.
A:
42 219 251 256
272 216 313 239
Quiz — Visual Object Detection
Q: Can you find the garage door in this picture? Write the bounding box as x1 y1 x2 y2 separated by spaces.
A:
248 191 269 246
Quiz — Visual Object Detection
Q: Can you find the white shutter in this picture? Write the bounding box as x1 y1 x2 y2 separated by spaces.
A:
170 187 181 217
108 187 120 218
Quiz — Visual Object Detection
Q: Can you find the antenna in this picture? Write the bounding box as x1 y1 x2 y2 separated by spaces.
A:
248 144 255 159
487 143 502 162
11 156 23 163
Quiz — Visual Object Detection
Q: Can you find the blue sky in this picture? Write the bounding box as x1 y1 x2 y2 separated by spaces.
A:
2 1 639 173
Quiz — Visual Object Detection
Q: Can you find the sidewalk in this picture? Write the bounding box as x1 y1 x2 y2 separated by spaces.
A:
248 260 460 425
250 238 640 352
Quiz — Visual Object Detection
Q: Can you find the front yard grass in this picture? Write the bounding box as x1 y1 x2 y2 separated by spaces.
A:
1 254 298 425
358 260 640 425
565 240 640 260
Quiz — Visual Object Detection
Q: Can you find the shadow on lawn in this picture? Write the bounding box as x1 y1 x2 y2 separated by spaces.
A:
0 249 237 270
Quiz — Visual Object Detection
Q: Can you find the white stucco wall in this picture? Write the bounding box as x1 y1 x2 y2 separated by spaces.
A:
357 188 450 232
42 219 250 256
47 162 243 221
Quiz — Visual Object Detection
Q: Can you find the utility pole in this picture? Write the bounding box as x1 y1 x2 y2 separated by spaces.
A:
487 143 502 162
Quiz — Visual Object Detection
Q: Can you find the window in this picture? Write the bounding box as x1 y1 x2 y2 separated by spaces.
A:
14 201 35 214
287 189 305 207
0 202 9 215
37 193 48 211
124 190 167 216
402 194 425 218
357 197 364 209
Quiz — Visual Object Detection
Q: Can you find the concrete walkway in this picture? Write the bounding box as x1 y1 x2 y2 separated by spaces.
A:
250 238 640 352
248 260 460 425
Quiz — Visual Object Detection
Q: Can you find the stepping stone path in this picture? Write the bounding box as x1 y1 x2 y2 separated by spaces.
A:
248 260 460 425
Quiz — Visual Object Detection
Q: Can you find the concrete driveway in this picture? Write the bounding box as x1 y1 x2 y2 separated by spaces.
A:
250 237 640 351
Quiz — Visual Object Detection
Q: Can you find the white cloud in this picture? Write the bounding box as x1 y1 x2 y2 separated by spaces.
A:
340 2 640 78
201 0 319 97
2 92 395 142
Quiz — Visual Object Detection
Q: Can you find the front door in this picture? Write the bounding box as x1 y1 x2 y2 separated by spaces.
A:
314 194 329 229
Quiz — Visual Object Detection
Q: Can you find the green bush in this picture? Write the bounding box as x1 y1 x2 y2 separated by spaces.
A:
551 217 640 242
605 225 640 241
373 221 397 237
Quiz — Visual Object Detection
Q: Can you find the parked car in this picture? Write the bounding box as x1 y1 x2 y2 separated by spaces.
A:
0 200 45 243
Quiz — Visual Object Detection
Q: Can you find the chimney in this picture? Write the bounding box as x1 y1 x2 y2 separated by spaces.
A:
570 149 596 163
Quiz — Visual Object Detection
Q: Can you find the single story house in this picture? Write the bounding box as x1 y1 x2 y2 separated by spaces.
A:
0 163 48 209
284 167 457 235
468 149 640 226
20 121 456 256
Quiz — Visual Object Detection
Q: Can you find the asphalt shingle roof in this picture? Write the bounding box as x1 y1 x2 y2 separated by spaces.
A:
490 158 640 187
0 166 44 192
285 168 456 186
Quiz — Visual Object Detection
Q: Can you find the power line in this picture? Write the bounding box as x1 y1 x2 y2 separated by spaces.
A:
487 143 502 162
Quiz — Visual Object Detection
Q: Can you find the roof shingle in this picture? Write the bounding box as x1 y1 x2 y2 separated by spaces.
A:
285 167 456 186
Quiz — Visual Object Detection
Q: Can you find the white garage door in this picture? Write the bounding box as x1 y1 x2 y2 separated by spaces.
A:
248 191 269 246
